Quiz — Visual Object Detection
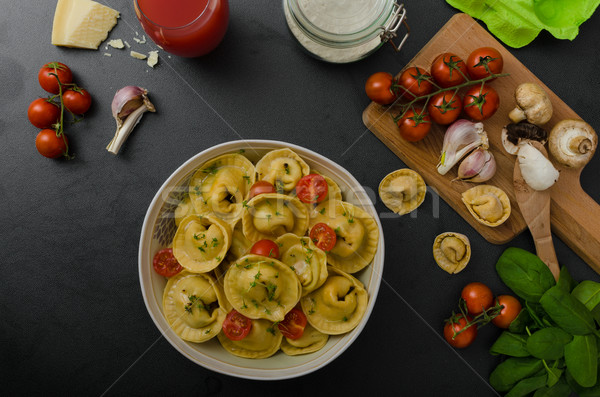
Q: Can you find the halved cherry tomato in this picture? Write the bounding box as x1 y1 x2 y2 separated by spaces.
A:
63 88 92 114
426 91 462 125
396 107 431 142
444 314 477 348
35 129 68 159
295 174 328 204
492 295 522 329
310 223 337 252
461 282 494 315
278 308 307 339
430 53 468 88
28 98 60 129
466 47 503 80
38 62 73 94
463 84 500 121
222 310 252 341
398 67 433 100
152 248 183 277
250 239 280 258
248 181 276 199
365 72 398 105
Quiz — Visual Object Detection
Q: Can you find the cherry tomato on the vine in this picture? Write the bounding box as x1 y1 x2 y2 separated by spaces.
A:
444 314 477 348
63 89 92 114
28 98 60 129
426 91 462 125
152 248 183 277
463 84 500 121
222 310 252 341
35 129 68 159
310 223 337 252
38 62 73 94
248 181 276 199
250 239 280 259
466 47 503 80
430 53 468 88
492 295 522 329
396 107 431 142
461 282 494 316
398 67 433 100
365 72 398 105
295 174 328 204
278 308 307 339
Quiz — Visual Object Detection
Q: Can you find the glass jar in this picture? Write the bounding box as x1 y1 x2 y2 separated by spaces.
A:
283 0 409 63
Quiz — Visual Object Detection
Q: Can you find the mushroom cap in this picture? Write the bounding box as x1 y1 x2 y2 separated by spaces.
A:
548 119 597 168
510 83 553 125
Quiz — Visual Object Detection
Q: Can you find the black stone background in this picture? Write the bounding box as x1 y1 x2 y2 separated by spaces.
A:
1 0 599 395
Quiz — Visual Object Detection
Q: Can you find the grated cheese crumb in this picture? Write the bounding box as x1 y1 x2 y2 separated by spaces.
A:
103 53 112 57
130 50 147 60
147 50 159 68
108 39 125 49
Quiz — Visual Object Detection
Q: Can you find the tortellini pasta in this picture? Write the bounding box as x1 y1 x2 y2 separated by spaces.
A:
308 200 379 273
242 193 309 241
173 214 232 273
255 148 310 193
281 323 329 356
378 169 426 215
189 153 255 225
174 195 196 227
276 233 328 296
217 318 283 359
163 272 227 343
224 254 302 322
461 185 511 227
301 266 368 335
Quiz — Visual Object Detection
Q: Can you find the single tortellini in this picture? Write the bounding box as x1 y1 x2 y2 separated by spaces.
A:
378 169 426 215
255 148 310 193
433 232 471 274
174 195 196 227
162 272 227 343
308 200 379 273
461 185 511 227
224 254 302 322
281 323 329 356
242 193 309 241
217 318 282 359
276 233 328 296
173 214 232 273
189 153 255 225
226 222 252 262
301 266 368 335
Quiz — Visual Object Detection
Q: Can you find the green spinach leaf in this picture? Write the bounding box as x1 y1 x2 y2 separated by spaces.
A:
540 286 597 335
573 281 600 323
567 363 600 397
496 247 555 303
564 334 598 388
506 374 547 397
491 331 530 357
532 377 572 397
556 266 576 293
509 308 531 334
526 327 572 360
490 357 544 392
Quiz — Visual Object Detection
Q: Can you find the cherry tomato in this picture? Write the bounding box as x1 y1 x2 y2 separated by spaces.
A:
248 181 276 199
463 84 500 121
63 89 92 114
295 174 328 204
365 72 398 105
396 107 431 142
444 314 477 348
466 47 503 80
38 62 73 94
250 239 280 259
310 223 337 252
152 248 183 277
430 53 468 88
278 308 307 340
426 91 462 125
222 310 252 341
398 67 433 100
35 129 68 159
492 295 522 329
28 98 60 129
461 282 494 315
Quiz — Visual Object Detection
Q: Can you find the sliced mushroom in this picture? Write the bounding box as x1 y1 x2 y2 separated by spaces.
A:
508 83 553 126
548 119 597 168
501 122 548 155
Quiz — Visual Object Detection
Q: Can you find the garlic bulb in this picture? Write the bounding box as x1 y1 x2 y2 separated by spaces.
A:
517 142 559 191
548 119 597 168
437 119 488 175
457 148 496 182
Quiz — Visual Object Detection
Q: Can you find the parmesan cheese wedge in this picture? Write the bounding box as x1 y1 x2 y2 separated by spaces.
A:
51 0 120 50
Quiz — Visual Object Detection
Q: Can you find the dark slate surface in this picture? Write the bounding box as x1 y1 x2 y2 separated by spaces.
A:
1 0 599 395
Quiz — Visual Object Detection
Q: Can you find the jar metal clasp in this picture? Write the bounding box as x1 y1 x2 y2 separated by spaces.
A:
381 2 410 52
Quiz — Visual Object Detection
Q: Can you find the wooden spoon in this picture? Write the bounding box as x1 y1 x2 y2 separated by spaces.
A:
513 141 560 281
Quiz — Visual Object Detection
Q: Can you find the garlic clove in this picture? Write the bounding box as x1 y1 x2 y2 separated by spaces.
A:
437 119 488 175
457 148 496 182
517 142 559 191
548 119 597 168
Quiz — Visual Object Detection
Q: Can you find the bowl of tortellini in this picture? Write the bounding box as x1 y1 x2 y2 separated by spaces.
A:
139 140 384 379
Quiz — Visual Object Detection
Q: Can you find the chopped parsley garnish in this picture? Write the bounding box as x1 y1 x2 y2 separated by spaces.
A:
212 238 219 247
319 207 326 215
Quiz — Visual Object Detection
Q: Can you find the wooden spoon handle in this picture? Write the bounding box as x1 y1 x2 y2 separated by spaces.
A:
532 235 560 280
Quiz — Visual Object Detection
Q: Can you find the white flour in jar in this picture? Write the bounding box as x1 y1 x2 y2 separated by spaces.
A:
283 0 385 63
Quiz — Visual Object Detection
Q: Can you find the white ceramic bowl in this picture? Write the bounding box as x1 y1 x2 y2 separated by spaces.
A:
139 140 385 380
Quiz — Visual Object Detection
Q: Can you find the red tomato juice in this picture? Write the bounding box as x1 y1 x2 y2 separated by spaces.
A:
134 0 229 57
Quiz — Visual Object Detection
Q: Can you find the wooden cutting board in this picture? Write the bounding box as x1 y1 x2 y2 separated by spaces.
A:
362 13 600 274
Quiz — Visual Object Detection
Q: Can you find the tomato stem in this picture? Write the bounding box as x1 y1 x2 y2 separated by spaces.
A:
50 72 73 160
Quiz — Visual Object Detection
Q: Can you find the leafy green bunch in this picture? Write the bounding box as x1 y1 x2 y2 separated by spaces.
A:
490 247 600 396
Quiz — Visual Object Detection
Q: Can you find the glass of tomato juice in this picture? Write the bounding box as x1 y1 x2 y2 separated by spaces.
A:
134 0 229 58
